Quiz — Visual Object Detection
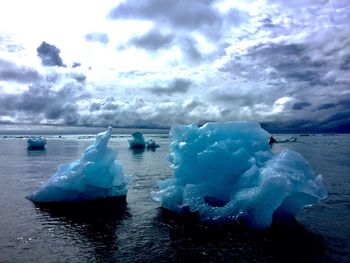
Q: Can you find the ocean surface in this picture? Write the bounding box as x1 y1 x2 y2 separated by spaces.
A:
0 125 349 262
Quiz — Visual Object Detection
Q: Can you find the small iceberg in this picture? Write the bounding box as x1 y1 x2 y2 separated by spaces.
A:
276 136 297 143
270 136 297 144
128 132 160 149
27 127 130 203
27 137 47 149
128 132 146 148
151 121 327 229
146 138 160 149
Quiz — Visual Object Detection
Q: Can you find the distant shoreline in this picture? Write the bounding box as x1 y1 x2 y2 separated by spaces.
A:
0 124 169 136
0 123 349 136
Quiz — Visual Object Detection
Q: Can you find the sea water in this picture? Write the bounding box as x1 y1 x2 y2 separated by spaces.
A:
0 126 349 262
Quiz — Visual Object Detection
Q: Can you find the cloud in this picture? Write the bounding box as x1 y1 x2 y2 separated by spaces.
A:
85 32 110 44
72 62 81 68
128 29 174 51
0 73 89 125
261 108 350 133
317 103 336 111
0 32 24 53
148 78 192 95
216 19 350 127
66 72 87 84
0 58 41 83
82 96 214 128
178 36 203 63
221 43 327 87
109 0 249 64
292 102 311 110
108 0 221 31
37 41 65 67
124 28 204 64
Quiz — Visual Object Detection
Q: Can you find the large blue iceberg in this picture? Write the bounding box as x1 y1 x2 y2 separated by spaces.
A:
27 127 130 203
151 121 327 229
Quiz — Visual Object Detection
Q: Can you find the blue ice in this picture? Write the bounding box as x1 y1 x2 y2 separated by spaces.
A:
129 131 160 149
27 127 130 203
146 138 160 149
151 121 327 229
27 137 47 149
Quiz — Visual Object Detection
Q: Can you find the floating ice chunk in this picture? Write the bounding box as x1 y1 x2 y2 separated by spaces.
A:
27 136 47 149
276 136 297 143
269 136 297 144
151 121 327 229
128 132 146 148
146 139 160 149
128 132 160 149
27 127 130 203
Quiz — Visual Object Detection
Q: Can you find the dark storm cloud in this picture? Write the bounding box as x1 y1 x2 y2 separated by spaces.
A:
129 29 174 51
0 58 41 83
126 29 203 63
317 103 336 110
340 55 350 70
324 111 350 132
262 109 350 133
37 41 65 67
149 78 192 95
292 102 311 110
223 43 326 87
72 62 81 68
0 78 89 124
108 0 221 31
66 72 87 84
219 39 349 107
85 32 110 44
261 119 314 133
259 91 350 133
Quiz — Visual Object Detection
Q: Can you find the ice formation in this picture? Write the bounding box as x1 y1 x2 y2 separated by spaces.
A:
27 137 47 149
128 132 146 148
128 132 160 149
27 127 130 203
146 139 160 149
276 136 297 143
151 121 327 229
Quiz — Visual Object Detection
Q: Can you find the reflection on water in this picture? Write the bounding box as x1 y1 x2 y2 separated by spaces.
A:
27 148 47 156
146 148 156 152
34 198 130 262
154 208 326 262
129 147 157 156
129 148 145 162
129 147 146 155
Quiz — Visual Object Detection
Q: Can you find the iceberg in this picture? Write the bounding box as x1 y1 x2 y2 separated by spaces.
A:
146 138 160 149
128 132 160 149
27 136 47 149
151 121 327 229
27 127 130 203
276 136 298 143
128 132 146 148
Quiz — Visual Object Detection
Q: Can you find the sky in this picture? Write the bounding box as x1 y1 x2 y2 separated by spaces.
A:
0 0 349 132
